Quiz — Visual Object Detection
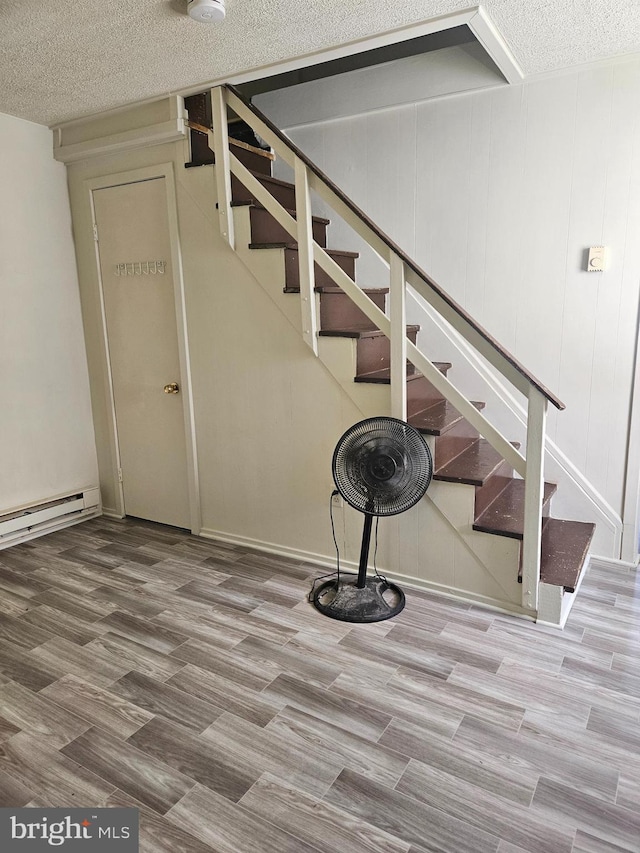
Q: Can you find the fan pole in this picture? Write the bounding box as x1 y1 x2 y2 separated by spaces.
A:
357 514 374 588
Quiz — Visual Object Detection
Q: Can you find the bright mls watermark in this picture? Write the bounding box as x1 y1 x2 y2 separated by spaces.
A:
0 808 138 851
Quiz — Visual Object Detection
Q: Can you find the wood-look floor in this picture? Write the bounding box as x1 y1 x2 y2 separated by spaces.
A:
0 517 638 852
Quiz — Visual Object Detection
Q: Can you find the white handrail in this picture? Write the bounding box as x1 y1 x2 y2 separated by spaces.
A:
211 85 561 611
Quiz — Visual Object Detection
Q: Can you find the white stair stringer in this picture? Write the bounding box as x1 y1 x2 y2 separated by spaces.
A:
427 477 525 612
231 205 528 614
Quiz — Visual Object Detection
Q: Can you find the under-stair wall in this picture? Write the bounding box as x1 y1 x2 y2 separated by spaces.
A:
255 55 640 562
64 106 534 617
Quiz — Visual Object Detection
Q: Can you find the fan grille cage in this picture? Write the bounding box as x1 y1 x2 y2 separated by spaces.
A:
332 417 433 516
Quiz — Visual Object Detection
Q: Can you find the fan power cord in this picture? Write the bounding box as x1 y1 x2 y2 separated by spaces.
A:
308 489 342 602
372 515 390 588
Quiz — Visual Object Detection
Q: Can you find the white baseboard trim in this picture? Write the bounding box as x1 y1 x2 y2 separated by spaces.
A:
102 508 126 520
381 570 535 620
199 526 344 570
0 508 101 551
199 526 535 622
536 617 567 630
588 554 638 571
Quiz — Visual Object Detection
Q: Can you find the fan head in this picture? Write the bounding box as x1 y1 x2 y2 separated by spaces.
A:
332 416 432 517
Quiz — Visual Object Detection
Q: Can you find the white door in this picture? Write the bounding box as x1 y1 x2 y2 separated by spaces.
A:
93 177 191 529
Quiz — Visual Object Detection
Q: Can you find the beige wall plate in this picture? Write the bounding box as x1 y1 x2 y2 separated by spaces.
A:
587 246 606 272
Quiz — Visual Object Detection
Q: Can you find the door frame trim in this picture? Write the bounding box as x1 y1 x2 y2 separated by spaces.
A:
86 163 201 534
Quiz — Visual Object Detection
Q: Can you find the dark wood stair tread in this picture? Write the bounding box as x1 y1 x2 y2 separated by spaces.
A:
434 438 506 487
408 399 485 436
354 365 451 383
435 434 479 472
320 325 419 339
234 170 296 192
318 287 388 332
529 519 595 592
233 201 331 225
278 247 359 292
473 479 557 540
317 286 388 295
251 243 358 256
232 171 297 212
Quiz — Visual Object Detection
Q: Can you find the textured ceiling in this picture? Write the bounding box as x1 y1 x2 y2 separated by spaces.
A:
2 0 639 126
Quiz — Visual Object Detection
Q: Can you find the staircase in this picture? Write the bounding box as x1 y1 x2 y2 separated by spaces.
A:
185 87 596 627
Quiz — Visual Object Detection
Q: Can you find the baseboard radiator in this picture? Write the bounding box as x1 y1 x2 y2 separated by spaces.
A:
0 488 100 548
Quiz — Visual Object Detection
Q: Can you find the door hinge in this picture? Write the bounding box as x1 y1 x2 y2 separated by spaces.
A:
93 224 99 243
117 468 123 483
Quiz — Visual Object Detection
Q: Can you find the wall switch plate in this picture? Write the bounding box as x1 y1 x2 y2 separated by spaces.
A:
587 246 606 272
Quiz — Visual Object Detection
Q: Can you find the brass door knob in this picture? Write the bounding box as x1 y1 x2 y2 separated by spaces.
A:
163 382 180 394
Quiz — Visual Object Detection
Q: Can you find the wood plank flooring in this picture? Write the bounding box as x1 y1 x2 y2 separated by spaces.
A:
0 517 638 852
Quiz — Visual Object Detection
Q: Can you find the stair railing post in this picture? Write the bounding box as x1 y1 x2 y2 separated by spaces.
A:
210 87 235 250
521 386 547 613
294 157 318 355
390 253 407 420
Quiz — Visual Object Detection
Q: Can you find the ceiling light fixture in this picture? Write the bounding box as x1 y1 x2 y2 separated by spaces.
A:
187 0 226 23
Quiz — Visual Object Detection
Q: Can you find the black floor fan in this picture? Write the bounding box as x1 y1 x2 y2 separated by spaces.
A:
312 416 433 623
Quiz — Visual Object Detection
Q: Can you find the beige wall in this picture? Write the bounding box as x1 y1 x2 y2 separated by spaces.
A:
0 112 98 513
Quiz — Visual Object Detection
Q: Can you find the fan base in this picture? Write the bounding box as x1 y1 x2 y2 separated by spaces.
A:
312 574 405 623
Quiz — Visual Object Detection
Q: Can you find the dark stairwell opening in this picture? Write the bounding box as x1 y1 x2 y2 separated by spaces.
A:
184 24 502 167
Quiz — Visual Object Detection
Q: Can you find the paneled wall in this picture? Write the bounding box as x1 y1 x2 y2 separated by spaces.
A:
256 56 640 531
0 112 98 513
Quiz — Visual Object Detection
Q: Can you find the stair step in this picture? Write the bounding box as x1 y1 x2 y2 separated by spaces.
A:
407 372 451 415
318 286 389 294
231 171 296 210
231 146 273 176
473 479 557 540
434 420 480 470
244 205 329 247
185 135 273 177
474 459 514 518
320 287 388 332
522 518 595 592
408 399 485 437
319 325 418 339
434 438 506 487
354 326 419 377
354 365 451 383
248 245 358 291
